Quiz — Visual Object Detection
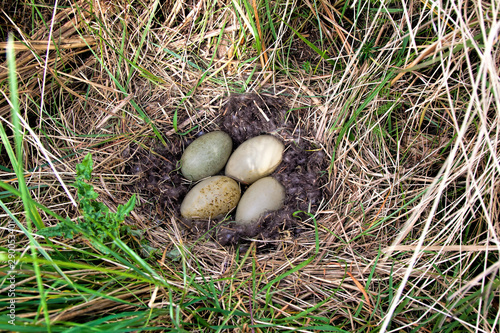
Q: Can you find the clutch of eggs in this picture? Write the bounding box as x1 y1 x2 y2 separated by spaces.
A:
180 132 285 226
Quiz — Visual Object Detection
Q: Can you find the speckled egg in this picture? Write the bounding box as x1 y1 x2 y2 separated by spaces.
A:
225 135 284 184
181 131 233 181
235 177 285 226
181 176 241 219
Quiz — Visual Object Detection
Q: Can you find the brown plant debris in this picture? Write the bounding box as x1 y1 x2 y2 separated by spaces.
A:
219 93 285 144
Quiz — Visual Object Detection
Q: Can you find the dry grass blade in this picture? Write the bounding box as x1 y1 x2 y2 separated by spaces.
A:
0 37 96 51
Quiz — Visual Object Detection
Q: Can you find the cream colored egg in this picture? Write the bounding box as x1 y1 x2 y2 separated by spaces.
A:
225 135 284 184
181 176 240 219
181 131 233 181
235 177 285 226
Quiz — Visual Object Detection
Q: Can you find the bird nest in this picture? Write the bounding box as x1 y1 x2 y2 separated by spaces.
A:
125 93 329 248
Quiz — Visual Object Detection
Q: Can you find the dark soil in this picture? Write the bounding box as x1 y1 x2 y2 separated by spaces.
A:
125 93 329 247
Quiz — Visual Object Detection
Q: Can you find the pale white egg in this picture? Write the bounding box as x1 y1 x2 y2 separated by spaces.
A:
225 135 284 184
235 177 285 226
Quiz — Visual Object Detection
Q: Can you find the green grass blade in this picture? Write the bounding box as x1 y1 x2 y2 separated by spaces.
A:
6 34 51 332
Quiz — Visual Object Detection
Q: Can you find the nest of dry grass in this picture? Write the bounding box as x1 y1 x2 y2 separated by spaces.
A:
0 0 499 331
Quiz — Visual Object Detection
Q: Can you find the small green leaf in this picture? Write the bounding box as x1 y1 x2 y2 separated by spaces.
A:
76 153 94 180
173 109 178 132
77 181 99 200
116 194 136 222
37 221 76 239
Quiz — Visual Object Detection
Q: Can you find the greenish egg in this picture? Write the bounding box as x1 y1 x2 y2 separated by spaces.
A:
181 176 241 219
235 177 285 226
225 135 284 184
181 131 233 181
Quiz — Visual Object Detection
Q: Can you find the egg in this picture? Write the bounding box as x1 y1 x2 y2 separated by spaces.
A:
225 135 284 184
235 177 285 226
180 176 241 219
181 131 233 181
